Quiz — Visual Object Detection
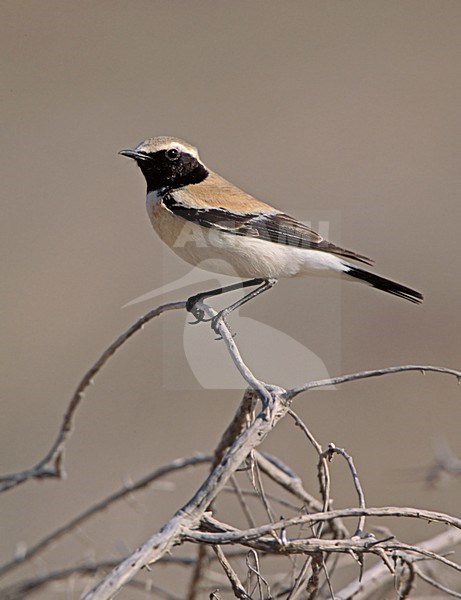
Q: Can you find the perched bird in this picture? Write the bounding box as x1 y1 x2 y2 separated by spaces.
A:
119 136 423 330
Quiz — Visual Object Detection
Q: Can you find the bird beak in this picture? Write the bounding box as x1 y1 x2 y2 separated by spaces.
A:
118 149 149 161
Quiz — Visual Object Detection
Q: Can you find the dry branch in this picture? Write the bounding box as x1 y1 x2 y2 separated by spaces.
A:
80 301 460 599
0 302 186 493
336 529 461 599
0 454 210 580
2 297 460 599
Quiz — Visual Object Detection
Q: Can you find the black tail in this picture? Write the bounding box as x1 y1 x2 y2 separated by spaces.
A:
346 266 423 304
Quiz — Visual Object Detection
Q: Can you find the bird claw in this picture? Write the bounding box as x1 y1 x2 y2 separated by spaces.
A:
186 296 206 324
186 299 236 340
188 317 202 325
211 313 223 334
211 312 236 339
187 307 213 326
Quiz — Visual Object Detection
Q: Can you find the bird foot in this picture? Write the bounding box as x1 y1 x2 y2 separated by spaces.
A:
186 295 206 324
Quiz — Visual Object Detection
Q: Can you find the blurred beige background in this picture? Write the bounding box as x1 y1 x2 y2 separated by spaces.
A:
1 1 460 597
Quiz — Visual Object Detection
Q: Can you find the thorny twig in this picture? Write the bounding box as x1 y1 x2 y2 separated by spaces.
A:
0 301 186 493
2 298 460 599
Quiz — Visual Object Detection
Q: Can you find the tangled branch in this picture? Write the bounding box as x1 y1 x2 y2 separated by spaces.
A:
1 298 460 599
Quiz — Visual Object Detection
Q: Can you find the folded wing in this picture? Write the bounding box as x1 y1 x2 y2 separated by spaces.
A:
163 194 374 266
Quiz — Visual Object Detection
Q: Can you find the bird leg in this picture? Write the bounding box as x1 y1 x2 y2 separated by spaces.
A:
186 278 265 324
210 278 278 334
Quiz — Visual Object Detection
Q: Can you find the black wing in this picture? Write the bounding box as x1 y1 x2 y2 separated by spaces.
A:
163 194 373 266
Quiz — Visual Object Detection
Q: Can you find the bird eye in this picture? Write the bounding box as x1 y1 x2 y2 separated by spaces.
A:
166 148 180 161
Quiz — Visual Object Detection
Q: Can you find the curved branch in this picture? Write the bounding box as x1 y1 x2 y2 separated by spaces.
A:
4 297 459 598
336 529 461 599
0 301 185 493
0 561 183 600
413 564 461 599
82 364 290 597
0 454 210 579
185 506 461 544
285 365 461 400
196 300 275 405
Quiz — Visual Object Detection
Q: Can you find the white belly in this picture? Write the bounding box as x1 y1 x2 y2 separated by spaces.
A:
146 191 345 279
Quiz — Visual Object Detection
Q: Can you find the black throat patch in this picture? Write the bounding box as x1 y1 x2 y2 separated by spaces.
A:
137 149 209 193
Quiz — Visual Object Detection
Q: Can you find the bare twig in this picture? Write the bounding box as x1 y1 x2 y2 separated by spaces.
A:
186 529 461 577
336 529 461 599
0 301 186 493
322 444 366 536
184 506 461 545
248 453 276 524
212 389 257 469
4 297 459 599
0 454 210 579
188 389 257 599
305 552 323 600
82 401 289 598
287 409 332 528
246 549 271 599
82 355 288 597
222 483 301 512
0 561 183 600
253 453 330 517
81 299 460 598
285 365 461 400
212 545 251 599
229 475 257 528
197 301 275 405
285 407 337 596
414 563 461 598
395 557 416 600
